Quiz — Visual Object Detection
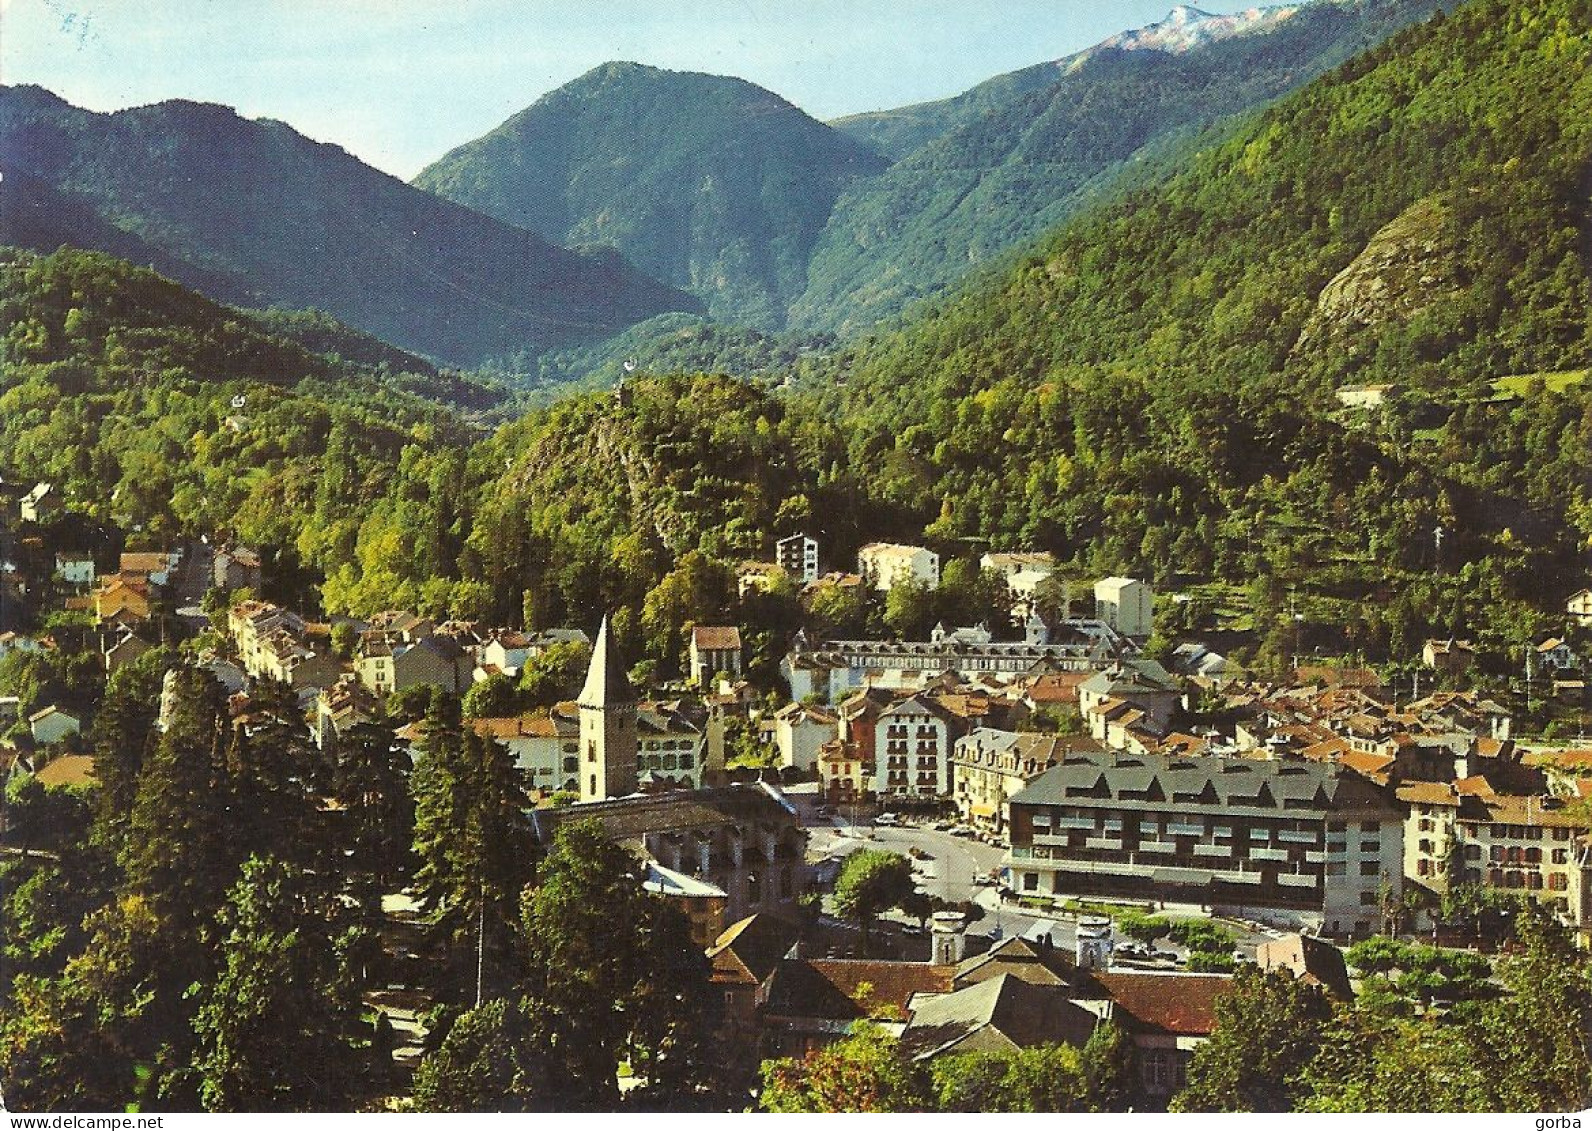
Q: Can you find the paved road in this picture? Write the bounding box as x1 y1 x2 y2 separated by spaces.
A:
803 813 1283 962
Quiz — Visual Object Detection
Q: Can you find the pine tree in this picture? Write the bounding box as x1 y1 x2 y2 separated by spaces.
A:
333 718 414 904
191 856 372 1111
520 819 722 1110
410 691 533 997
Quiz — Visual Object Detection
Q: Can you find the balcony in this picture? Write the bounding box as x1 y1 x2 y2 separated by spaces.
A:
1167 823 1205 837
1193 844 1232 858
1250 847 1289 863
1086 837 1124 851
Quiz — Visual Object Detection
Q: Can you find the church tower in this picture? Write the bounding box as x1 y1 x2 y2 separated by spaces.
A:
578 615 638 802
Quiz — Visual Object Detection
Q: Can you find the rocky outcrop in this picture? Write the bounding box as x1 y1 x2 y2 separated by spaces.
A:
1294 194 1464 357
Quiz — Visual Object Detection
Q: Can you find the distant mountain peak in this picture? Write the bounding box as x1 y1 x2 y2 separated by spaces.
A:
1067 3 1303 69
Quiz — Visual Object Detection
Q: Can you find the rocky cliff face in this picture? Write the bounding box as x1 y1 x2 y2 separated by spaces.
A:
1294 193 1464 358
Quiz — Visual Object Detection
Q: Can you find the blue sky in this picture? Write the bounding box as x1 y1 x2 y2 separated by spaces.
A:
3 0 1271 179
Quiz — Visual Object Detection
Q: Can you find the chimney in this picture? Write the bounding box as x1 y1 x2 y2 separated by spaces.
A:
931 910 967 965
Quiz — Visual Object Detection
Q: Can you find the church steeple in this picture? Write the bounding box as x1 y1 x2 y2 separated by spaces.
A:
578 615 638 802
579 614 634 709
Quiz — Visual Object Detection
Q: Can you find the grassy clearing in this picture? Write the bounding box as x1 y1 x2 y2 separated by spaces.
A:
1491 369 1588 398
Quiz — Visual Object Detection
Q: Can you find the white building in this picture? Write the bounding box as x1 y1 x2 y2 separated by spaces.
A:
472 707 580 794
689 626 743 687
1568 589 1592 627
858 543 940 593
776 534 819 585
874 696 953 800
1006 752 1405 938
981 552 1055 610
772 702 838 773
783 624 1120 704
1095 577 1153 638
1334 383 1397 410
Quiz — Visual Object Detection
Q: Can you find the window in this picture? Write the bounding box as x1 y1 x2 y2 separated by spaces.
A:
1550 873 1569 891
1361 821 1379 832
1553 848 1568 865
1146 1051 1169 1090
1417 859 1431 877
589 774 597 795
1464 844 1481 860
1360 861 1380 876
1359 891 1378 906
1525 847 1542 865
1023 873 1039 892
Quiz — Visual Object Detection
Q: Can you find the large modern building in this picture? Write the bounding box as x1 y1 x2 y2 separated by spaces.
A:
1094 577 1154 639
1005 749 1405 937
776 534 820 585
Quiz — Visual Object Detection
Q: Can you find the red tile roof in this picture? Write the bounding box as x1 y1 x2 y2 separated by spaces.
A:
764 959 955 1021
691 626 742 651
1090 972 1232 1036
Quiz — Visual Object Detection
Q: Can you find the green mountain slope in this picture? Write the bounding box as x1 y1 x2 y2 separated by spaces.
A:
412 62 887 330
0 247 479 602
794 0 1443 335
827 65 1060 161
814 0 1592 657
0 85 700 367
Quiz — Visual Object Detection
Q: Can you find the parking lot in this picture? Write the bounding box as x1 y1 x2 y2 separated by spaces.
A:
801 803 1284 965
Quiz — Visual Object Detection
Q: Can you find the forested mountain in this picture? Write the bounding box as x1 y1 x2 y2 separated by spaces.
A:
792 0 1444 334
809 0 1592 662
0 85 699 367
827 3 1311 159
412 62 887 330
0 247 481 607
7 0 1591 678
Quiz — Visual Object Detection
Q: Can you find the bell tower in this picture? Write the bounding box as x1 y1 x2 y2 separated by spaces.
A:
578 615 638 802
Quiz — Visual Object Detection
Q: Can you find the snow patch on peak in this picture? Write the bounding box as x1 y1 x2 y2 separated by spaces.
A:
1064 4 1303 71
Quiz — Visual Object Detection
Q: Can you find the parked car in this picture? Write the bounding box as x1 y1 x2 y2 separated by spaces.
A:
876 812 901 826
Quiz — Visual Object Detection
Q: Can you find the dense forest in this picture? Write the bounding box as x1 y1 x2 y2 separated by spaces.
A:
797 0 1592 668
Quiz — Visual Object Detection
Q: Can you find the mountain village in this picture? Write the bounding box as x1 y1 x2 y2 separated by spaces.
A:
5 478 1592 1107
